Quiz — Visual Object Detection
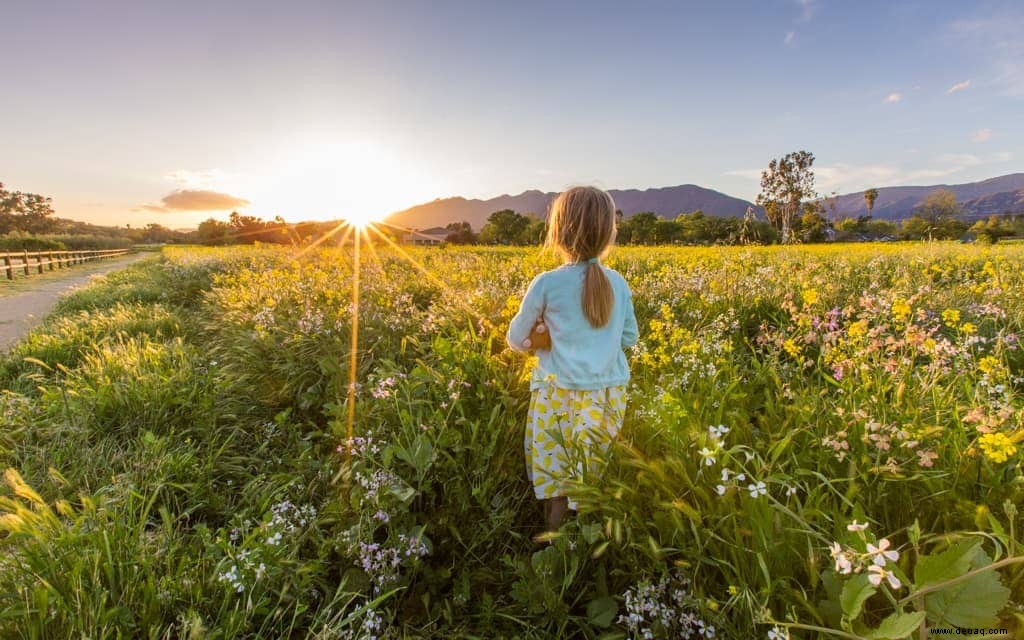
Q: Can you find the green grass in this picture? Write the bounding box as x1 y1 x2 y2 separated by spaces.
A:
0 243 1022 639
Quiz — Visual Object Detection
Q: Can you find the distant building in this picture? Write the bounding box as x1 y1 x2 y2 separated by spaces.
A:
402 227 449 245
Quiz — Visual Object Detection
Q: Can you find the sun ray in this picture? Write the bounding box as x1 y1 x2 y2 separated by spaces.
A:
343 224 361 496
360 223 384 269
372 219 460 244
338 222 508 500
363 224 497 333
293 220 351 260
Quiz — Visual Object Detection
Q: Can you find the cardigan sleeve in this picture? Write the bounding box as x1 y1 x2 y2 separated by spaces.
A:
621 286 639 349
506 273 545 352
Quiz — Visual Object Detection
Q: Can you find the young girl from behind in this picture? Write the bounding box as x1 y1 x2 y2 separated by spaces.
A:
507 186 639 533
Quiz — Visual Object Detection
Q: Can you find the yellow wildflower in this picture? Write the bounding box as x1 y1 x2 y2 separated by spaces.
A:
802 289 819 306
978 432 1017 464
977 356 1000 377
941 309 960 326
891 298 911 323
961 322 978 335
848 320 869 339
783 339 801 358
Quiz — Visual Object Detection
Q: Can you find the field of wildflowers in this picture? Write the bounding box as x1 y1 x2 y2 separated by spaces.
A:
1 242 1022 639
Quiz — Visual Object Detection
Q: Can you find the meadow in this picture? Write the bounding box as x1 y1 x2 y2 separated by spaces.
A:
1 241 1022 639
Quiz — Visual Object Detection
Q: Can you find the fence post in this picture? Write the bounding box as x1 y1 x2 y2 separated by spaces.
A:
3 255 11 280
36 254 43 274
23 250 30 276
47 251 55 271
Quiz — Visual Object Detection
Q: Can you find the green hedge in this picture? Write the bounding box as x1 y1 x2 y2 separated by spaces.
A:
0 233 133 251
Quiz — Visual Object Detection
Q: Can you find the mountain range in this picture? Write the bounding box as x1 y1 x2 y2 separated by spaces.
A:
386 173 1024 229
386 185 753 230
828 173 1024 220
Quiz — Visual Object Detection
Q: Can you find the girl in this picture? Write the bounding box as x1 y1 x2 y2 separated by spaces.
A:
506 186 639 533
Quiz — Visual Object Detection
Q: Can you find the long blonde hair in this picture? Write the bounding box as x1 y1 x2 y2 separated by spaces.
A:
545 186 617 327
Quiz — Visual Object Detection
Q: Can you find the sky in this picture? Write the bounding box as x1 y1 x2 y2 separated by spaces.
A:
1 0 1022 228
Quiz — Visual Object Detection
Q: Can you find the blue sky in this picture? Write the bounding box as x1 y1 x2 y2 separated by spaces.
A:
1 0 1021 226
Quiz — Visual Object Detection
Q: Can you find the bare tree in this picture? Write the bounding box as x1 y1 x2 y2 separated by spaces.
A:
755 151 817 243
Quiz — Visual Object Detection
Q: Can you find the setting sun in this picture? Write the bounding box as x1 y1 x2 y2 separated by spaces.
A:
245 137 437 225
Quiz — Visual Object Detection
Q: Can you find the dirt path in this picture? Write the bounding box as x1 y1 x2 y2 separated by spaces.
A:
0 253 153 352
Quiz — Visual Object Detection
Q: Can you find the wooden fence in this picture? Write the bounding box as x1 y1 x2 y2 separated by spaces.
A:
1 249 133 280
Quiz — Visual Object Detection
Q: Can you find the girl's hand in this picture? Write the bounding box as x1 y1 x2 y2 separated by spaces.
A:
523 319 551 351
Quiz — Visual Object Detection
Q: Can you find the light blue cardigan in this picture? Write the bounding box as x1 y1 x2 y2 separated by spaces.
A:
506 260 639 390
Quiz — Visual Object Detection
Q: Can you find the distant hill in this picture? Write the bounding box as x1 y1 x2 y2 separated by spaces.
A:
385 173 1024 230
386 185 755 230
829 173 1024 220
960 189 1024 219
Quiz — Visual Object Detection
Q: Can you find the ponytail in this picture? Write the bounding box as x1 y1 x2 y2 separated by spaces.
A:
545 186 617 327
582 261 613 327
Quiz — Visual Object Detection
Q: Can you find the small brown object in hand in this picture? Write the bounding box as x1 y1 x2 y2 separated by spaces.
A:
525 320 551 351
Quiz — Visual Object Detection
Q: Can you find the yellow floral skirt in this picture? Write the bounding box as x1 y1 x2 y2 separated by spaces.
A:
524 384 627 510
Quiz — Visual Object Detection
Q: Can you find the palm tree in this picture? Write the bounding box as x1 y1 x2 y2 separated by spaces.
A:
864 188 879 220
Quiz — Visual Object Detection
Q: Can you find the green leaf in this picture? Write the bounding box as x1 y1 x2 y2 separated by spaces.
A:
864 610 926 639
389 482 415 504
924 548 1010 629
580 523 602 545
586 596 618 628
907 519 921 547
818 570 844 628
394 434 435 477
840 573 875 620
341 567 371 595
914 538 982 588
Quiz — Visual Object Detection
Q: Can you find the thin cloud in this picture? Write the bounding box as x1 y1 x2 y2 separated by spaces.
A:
795 0 817 22
950 14 1024 96
730 152 1010 195
784 31 796 46
815 154 988 192
165 168 231 189
947 79 971 93
137 189 250 213
972 128 993 142
723 169 764 181
884 92 902 103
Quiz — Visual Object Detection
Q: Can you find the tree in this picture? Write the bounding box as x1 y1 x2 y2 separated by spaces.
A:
900 216 932 241
756 150 817 243
0 182 58 234
478 209 530 245
626 212 659 245
863 188 879 220
444 221 477 245
908 189 963 241
798 205 829 243
736 206 762 245
517 215 546 245
969 215 1013 244
139 223 178 244
822 191 840 224
676 210 711 244
916 189 961 222
195 218 231 245
229 211 272 243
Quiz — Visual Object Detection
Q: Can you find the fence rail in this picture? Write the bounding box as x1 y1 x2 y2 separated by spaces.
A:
1 249 133 281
